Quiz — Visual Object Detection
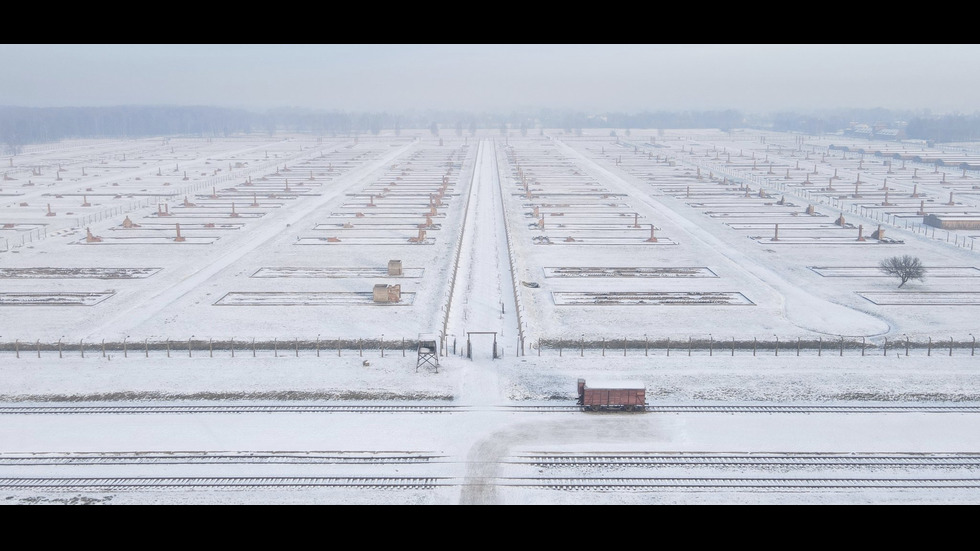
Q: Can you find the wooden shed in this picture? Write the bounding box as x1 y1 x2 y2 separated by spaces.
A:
387 260 403 276
372 284 401 303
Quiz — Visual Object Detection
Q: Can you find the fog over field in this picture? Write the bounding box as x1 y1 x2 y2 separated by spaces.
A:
3 44 980 113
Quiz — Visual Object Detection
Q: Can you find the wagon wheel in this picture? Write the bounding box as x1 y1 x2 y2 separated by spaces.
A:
634 405 644 412
624 405 635 412
589 405 600 412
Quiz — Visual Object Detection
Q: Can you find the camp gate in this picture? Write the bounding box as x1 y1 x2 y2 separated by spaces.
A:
466 331 499 360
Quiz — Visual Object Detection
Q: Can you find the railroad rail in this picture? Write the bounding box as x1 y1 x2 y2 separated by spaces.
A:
3 476 980 493
2 404 980 415
514 452 980 469
0 405 458 415
0 477 452 490
499 477 980 490
0 451 443 465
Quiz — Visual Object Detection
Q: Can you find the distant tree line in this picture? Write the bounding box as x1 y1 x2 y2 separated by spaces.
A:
3 105 979 154
905 115 980 142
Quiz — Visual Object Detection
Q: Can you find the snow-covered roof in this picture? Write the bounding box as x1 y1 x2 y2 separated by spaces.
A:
584 379 645 390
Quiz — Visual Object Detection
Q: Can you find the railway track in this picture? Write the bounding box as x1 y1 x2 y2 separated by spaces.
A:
499 477 980 490
0 477 452 490
0 405 458 415
3 476 980 493
0 451 444 466
2 404 980 415
514 452 980 469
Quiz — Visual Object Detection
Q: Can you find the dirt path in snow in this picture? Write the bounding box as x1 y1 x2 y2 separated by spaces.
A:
446 139 520 405
458 415 667 504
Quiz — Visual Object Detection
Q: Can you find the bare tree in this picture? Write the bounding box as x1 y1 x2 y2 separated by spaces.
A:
879 255 926 287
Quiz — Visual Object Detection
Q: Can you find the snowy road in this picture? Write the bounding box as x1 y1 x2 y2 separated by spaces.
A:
445 139 520 403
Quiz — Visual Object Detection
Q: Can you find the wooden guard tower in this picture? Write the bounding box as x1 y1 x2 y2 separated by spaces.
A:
416 333 439 372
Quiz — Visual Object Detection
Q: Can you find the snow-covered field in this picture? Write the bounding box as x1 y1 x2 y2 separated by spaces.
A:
2 128 980 505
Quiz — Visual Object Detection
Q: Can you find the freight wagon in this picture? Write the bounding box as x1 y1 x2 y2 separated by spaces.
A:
577 379 645 412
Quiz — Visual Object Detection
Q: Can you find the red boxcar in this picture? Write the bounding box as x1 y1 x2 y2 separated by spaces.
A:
577 379 645 412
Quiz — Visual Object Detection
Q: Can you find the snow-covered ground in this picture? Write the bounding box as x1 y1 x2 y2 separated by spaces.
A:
2 129 980 505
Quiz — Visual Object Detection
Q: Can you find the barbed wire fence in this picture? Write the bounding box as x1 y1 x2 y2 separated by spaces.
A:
0 337 421 359
530 335 979 358
0 335 977 360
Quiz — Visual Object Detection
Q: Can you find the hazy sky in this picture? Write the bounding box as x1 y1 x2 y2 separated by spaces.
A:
2 44 978 114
